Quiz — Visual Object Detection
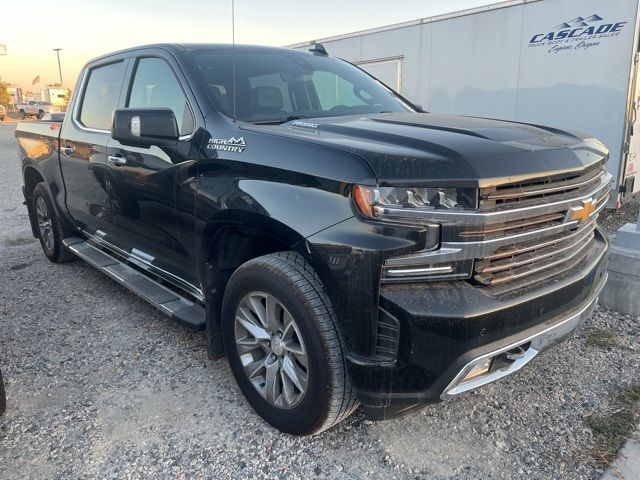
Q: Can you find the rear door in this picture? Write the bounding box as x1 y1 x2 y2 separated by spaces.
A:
102 54 202 294
59 60 127 234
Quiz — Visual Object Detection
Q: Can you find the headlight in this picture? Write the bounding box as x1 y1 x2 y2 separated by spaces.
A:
352 185 477 221
353 185 478 283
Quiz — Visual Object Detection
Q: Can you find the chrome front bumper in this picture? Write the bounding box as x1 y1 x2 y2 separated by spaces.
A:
442 272 607 397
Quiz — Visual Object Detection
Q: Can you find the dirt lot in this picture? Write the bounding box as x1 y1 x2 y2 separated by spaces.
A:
1 122 639 479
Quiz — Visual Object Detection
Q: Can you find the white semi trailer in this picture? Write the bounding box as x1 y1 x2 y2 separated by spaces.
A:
289 0 640 207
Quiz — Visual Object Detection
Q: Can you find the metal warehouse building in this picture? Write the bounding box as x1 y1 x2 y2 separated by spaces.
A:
289 0 640 207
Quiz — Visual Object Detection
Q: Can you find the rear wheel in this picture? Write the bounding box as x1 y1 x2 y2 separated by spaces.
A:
18 110 25 119
37 110 44 119
222 251 358 435
32 183 76 263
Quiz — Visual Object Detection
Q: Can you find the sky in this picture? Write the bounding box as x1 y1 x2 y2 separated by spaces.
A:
1 0 504 91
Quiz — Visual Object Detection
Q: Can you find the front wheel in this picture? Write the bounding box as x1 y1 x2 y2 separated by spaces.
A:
222 251 358 435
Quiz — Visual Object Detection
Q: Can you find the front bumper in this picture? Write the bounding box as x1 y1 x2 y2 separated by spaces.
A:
349 230 609 420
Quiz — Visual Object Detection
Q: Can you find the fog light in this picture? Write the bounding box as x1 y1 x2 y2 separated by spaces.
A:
462 358 493 382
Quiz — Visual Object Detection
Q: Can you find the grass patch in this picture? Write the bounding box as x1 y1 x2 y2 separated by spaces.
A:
585 384 640 466
585 328 619 349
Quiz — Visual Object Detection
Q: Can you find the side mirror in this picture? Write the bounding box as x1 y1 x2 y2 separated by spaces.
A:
111 108 179 148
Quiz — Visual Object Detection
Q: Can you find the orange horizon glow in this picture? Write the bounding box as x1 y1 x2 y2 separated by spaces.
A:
1 0 502 92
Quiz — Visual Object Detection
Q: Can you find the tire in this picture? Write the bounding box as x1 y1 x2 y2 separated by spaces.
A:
32 183 76 263
37 110 44 119
0 116 5 122
0 369 5 416
19 110 25 120
222 251 358 435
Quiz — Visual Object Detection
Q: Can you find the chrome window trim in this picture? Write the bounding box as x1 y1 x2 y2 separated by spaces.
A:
72 64 120 135
374 173 612 226
73 59 198 140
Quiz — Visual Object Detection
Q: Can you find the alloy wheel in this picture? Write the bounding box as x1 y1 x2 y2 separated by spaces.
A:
35 196 54 253
234 291 309 409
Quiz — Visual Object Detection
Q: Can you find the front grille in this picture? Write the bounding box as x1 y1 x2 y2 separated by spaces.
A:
474 220 597 287
480 164 607 210
471 162 609 293
459 212 565 240
379 160 610 294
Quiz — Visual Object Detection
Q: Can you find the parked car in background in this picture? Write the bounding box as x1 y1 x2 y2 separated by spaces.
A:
40 112 65 122
17 101 61 120
0 105 6 122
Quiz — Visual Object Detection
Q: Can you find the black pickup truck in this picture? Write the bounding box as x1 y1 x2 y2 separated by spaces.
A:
15 43 611 435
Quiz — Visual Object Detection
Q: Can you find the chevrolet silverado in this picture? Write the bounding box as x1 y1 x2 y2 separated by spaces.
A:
15 43 611 435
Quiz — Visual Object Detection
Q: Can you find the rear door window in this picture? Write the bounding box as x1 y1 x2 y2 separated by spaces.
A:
79 61 125 130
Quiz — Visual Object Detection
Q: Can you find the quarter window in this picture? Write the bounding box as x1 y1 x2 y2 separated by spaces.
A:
79 61 125 130
128 58 194 135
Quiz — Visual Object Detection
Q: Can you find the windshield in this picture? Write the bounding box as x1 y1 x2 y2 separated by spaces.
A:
189 50 413 123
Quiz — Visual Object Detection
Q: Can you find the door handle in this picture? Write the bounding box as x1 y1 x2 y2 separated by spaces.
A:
62 146 74 156
108 154 127 166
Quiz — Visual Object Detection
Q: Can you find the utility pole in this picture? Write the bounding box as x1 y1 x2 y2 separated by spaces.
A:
52 48 63 85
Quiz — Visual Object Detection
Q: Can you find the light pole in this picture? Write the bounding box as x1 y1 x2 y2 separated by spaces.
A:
52 48 63 85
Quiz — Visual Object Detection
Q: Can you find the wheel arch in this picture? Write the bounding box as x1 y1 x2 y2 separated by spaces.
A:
202 213 310 359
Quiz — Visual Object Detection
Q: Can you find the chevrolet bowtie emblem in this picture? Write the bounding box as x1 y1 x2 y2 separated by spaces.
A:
567 198 597 225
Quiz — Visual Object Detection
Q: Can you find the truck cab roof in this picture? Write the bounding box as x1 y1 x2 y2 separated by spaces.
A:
85 43 317 66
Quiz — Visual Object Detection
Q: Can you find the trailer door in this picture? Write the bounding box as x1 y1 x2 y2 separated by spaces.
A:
356 57 403 93
625 52 640 198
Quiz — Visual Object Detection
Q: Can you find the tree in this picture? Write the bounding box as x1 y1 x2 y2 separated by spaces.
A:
0 83 10 107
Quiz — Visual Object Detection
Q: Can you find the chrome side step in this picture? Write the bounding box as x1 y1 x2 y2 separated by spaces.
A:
63 237 205 330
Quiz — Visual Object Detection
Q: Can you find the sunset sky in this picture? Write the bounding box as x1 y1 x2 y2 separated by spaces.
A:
1 0 501 92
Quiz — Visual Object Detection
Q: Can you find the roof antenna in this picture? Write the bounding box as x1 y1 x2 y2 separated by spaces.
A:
309 43 328 56
232 0 237 122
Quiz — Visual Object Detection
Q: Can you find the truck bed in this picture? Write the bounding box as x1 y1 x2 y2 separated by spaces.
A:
15 121 62 165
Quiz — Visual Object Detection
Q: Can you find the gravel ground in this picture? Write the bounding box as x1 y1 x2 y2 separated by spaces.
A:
598 192 640 235
1 122 639 479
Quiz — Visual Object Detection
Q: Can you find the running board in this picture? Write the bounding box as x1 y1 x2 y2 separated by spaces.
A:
62 237 205 330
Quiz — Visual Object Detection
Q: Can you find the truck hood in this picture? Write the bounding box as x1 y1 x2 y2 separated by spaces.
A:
244 112 608 186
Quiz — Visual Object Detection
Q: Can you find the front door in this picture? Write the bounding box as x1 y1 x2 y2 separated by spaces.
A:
102 56 201 294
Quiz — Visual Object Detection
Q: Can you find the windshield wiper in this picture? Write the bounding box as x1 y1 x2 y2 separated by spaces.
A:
252 115 310 125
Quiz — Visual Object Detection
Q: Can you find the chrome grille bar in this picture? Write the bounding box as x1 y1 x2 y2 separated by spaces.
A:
480 167 606 205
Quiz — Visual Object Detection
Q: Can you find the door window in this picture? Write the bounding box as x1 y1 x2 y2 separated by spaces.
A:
79 61 125 130
128 58 194 135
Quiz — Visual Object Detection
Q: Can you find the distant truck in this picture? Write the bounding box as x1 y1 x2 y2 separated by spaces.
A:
17 101 61 119
289 0 640 207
